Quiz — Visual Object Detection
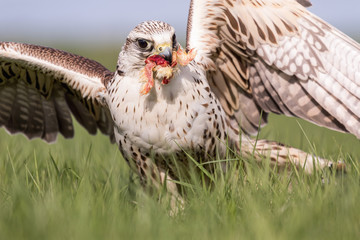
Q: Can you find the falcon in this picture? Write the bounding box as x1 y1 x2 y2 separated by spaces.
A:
0 0 358 196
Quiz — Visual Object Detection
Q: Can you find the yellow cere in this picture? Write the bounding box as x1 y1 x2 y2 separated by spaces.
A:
154 43 172 54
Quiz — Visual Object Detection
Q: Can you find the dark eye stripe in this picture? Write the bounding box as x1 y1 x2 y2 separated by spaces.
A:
172 34 177 48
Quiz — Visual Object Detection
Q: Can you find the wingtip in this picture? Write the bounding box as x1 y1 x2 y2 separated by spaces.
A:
296 0 312 7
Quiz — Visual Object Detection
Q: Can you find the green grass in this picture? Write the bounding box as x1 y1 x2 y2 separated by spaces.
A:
0 46 360 240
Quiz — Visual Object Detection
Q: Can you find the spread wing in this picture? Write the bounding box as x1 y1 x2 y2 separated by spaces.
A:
186 0 360 138
0 42 115 142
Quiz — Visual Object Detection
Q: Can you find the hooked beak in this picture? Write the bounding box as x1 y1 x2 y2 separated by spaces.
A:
158 46 172 63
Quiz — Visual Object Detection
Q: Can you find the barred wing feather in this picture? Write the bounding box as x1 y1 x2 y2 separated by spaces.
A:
187 0 360 138
0 42 114 142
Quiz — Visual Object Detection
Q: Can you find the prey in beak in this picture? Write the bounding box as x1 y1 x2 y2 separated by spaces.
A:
140 43 197 95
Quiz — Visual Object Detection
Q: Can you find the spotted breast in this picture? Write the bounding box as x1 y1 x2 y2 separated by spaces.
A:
106 62 230 184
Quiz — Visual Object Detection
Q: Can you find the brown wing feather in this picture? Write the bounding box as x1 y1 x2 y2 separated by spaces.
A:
187 0 360 138
0 42 115 142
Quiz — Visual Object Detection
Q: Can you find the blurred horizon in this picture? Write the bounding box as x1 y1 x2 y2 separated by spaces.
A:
1 0 360 46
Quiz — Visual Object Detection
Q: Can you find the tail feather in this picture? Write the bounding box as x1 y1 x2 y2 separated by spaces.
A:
238 137 345 173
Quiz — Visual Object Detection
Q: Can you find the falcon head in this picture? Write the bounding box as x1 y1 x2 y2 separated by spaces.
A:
117 21 196 95
118 21 178 75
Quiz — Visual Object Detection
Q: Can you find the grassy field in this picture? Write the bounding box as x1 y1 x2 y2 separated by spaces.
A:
0 46 360 240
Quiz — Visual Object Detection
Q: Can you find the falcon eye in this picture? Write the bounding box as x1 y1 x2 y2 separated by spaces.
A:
137 39 149 49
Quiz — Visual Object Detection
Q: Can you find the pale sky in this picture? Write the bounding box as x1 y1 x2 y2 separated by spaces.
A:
1 0 359 45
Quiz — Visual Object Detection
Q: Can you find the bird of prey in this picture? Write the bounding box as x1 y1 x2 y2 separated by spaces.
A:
0 0 358 196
